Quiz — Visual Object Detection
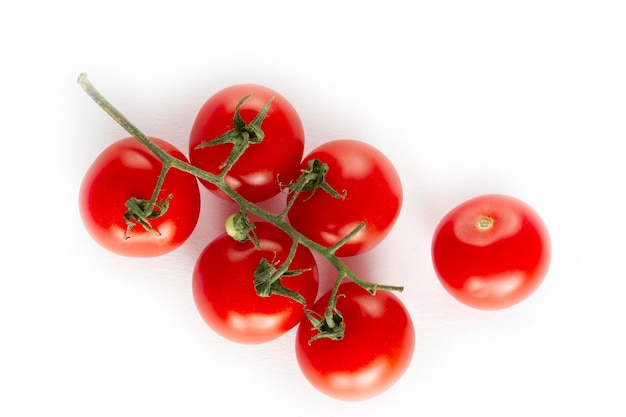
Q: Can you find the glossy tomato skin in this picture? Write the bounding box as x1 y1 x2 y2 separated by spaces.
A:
295 282 415 401
189 84 304 203
287 140 402 257
79 137 200 257
193 222 319 344
432 194 551 310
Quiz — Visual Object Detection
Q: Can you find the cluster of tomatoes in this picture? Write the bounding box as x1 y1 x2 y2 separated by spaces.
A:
78 75 551 401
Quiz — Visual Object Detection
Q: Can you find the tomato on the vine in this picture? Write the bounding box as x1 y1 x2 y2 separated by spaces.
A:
79 137 201 257
287 139 402 257
431 194 551 310
189 84 304 203
295 282 414 401
193 222 319 344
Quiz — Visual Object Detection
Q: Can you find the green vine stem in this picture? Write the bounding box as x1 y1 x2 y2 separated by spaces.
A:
77 73 403 341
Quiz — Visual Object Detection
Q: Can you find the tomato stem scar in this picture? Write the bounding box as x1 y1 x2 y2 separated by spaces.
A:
476 216 494 231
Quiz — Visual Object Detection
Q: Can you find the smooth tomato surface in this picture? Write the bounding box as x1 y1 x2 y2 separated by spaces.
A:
189 84 304 202
79 137 200 257
431 194 551 310
287 139 402 257
295 282 414 401
193 222 319 344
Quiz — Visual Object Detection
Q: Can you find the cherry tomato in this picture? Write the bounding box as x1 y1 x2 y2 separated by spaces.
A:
431 194 551 310
193 222 319 344
189 84 304 203
295 282 414 401
287 139 402 257
79 137 201 257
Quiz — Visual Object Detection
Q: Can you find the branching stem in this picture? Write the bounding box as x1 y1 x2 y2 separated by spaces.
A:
78 73 403 334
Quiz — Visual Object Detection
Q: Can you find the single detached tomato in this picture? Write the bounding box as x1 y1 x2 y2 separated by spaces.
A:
295 282 414 401
193 222 319 344
287 139 402 257
189 84 304 203
79 137 201 257
431 194 551 310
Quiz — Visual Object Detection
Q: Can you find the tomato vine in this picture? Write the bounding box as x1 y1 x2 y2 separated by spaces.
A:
77 73 403 342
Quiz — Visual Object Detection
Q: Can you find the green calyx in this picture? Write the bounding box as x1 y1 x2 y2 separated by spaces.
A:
194 93 274 170
304 308 345 344
279 158 347 219
123 194 173 239
287 159 346 201
253 256 309 305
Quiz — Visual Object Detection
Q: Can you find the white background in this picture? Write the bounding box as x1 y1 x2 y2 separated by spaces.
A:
2 1 625 415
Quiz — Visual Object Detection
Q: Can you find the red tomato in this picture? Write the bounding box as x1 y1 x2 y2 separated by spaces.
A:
295 282 414 401
79 137 201 257
287 140 402 257
189 84 304 203
431 194 551 310
193 222 319 344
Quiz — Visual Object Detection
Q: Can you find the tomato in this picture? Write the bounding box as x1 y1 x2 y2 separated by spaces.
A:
431 194 551 310
193 222 319 344
295 282 414 401
79 137 201 257
189 84 304 203
287 139 402 257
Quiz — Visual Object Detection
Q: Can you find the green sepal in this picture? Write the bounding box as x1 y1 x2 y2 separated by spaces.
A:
287 159 346 201
193 93 274 168
304 308 345 344
123 194 173 239
253 257 308 305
